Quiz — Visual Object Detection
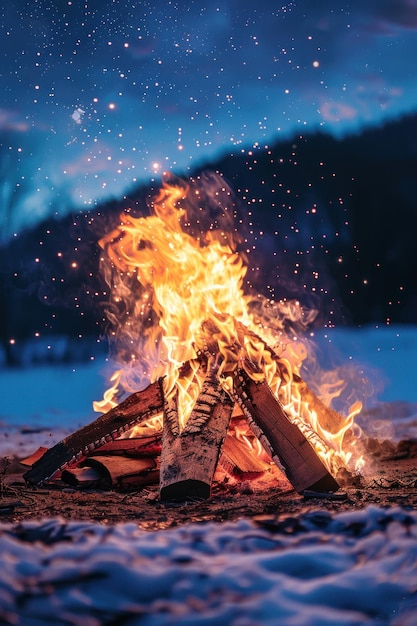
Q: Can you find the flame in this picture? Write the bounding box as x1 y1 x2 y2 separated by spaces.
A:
92 369 122 413
95 173 365 474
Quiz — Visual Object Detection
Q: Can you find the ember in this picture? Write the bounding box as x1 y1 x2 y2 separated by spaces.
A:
24 174 365 499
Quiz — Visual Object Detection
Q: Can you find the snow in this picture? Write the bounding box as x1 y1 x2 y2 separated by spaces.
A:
0 361 106 429
0 360 111 458
0 507 416 625
313 325 417 405
0 325 416 624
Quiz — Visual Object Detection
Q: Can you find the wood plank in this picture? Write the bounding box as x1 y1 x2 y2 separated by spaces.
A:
20 447 49 467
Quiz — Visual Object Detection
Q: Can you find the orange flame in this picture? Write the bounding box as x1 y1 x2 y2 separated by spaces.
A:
95 173 365 473
92 369 122 413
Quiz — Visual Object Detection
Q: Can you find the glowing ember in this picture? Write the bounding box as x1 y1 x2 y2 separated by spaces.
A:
95 173 364 474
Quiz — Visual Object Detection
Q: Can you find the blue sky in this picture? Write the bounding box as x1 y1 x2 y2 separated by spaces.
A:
1 0 417 238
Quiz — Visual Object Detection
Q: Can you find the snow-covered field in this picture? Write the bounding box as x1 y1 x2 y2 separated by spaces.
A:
1 325 417 625
313 324 417 405
1 507 416 625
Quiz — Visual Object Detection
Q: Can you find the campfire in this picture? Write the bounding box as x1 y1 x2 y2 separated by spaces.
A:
24 174 364 500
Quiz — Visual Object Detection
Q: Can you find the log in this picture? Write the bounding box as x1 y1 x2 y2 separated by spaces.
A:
60 465 104 488
90 435 162 457
160 360 234 501
232 364 340 494
23 379 164 485
62 457 158 490
220 435 270 479
234 321 354 473
239 322 352 433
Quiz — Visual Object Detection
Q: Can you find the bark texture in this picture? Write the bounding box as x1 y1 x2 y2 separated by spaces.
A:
232 365 340 494
160 362 233 501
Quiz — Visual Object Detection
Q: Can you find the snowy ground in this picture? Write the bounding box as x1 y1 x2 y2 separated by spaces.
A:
1 507 416 625
0 325 417 625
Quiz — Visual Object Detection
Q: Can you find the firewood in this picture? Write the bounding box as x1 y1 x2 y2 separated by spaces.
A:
160 359 234 501
220 435 270 479
23 380 164 485
60 465 104 488
91 435 162 457
62 457 158 490
232 363 340 494
291 373 348 434
85 456 158 490
20 447 49 467
236 321 351 434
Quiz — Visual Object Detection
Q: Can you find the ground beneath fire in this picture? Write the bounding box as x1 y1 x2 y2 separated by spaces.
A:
1 440 416 528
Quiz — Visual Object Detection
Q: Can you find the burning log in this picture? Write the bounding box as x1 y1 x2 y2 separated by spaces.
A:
232 362 340 494
220 435 271 479
238 322 353 436
23 380 164 485
291 372 350 434
160 359 234 501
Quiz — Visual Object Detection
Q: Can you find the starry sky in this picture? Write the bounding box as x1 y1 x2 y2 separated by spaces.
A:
2 0 417 240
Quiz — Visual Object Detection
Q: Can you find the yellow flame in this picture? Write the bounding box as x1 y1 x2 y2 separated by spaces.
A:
95 174 365 472
92 369 122 413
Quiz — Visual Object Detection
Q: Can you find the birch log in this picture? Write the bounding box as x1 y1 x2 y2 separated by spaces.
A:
160 361 233 501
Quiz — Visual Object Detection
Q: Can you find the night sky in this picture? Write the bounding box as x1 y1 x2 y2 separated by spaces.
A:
2 0 417 239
